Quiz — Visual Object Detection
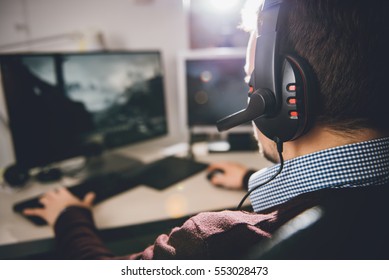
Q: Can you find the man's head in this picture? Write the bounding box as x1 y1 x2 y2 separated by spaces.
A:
281 0 389 133
245 0 389 162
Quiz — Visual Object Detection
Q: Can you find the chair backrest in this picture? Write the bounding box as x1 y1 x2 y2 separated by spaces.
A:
245 186 389 259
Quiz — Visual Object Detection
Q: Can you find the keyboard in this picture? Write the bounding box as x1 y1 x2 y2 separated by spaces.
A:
13 156 208 226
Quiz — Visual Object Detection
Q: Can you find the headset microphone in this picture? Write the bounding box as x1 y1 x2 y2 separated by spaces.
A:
216 89 275 132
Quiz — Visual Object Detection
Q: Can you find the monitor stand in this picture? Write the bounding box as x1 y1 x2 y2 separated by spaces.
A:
64 152 144 180
226 133 258 151
89 152 143 172
190 131 258 153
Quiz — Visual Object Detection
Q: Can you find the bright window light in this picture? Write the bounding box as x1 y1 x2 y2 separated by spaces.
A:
208 0 242 13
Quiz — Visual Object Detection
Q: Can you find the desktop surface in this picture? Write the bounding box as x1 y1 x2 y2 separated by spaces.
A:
0 147 270 257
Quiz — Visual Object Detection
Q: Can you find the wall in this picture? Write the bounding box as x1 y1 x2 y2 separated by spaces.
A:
0 0 189 168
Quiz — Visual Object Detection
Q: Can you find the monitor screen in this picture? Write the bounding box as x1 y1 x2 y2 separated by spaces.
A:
0 51 168 169
180 49 250 129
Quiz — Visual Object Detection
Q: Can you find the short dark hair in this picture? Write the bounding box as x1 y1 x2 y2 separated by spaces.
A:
279 0 389 133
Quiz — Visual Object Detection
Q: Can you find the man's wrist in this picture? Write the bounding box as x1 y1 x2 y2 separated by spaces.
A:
54 206 93 232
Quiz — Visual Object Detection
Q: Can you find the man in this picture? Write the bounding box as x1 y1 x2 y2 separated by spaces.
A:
24 0 389 259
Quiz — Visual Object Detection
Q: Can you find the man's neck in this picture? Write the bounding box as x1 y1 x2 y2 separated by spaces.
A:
282 126 385 161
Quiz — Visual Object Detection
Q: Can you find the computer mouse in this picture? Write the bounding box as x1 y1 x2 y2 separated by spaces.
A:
206 168 225 181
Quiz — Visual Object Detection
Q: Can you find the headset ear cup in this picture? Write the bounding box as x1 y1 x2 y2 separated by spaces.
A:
284 54 317 138
252 54 317 142
3 164 30 187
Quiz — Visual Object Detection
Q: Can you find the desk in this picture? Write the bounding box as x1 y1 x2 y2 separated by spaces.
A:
0 144 271 259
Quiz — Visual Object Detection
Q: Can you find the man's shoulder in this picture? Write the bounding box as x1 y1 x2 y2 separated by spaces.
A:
171 210 275 259
187 210 276 236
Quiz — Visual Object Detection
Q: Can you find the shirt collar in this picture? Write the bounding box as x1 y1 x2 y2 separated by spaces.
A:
248 137 389 212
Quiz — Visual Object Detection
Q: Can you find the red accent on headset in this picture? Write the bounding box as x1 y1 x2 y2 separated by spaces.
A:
287 97 297 105
287 84 296 92
289 111 298 118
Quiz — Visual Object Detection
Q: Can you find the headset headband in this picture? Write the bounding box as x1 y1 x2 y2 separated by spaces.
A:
253 0 284 96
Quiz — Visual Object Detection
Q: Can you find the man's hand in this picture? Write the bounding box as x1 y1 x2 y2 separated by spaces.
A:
207 162 249 190
23 187 95 226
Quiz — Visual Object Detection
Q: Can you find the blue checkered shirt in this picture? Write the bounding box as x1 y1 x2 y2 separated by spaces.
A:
248 137 389 212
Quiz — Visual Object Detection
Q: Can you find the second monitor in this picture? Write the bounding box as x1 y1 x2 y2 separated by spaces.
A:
178 48 256 151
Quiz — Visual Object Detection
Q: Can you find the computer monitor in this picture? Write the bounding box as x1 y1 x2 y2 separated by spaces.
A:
177 48 251 134
0 51 168 170
177 48 256 152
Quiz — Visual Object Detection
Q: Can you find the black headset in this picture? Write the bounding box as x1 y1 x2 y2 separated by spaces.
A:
217 0 317 143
